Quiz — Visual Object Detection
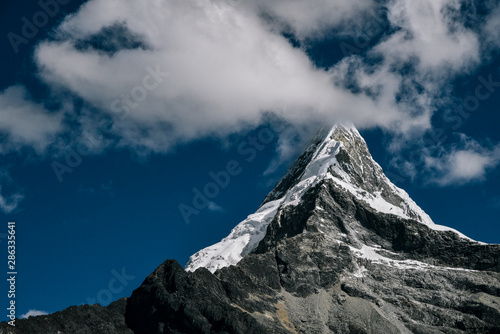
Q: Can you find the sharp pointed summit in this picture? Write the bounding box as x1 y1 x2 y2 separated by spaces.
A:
185 124 473 273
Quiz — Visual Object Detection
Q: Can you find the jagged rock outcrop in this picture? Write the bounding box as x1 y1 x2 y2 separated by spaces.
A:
5 125 500 333
0 298 132 334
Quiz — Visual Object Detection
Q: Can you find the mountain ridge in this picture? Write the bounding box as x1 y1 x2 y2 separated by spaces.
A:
185 124 477 274
2 124 499 334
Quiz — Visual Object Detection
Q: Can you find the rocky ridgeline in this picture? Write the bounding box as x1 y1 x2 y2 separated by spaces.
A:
0 299 131 334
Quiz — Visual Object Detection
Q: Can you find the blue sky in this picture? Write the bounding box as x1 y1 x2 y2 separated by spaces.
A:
1 0 500 320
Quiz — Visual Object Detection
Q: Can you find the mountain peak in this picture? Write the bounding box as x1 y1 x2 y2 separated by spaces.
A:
260 124 358 204
261 123 373 204
185 124 476 273
10 126 500 334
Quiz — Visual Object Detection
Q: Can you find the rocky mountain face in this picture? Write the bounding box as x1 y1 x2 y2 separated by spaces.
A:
3 125 500 333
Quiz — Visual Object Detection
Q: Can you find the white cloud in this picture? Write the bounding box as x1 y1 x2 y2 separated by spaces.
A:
425 137 500 186
0 0 494 177
0 85 64 153
208 201 224 212
365 0 481 126
445 150 498 180
376 0 480 74
20 309 49 319
34 0 439 154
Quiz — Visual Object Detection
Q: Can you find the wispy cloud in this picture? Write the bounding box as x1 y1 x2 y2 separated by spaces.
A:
484 3 500 50
425 136 500 186
243 0 377 38
20 309 49 319
0 192 23 214
0 168 24 214
0 86 64 153
208 202 224 213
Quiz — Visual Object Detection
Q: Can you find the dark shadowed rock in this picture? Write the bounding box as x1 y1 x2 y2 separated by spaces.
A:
0 298 132 334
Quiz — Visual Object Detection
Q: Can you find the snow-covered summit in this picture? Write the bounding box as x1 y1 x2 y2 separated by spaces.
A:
185 124 475 273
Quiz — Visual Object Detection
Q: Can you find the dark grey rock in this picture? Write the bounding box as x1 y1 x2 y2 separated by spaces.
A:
0 298 132 334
